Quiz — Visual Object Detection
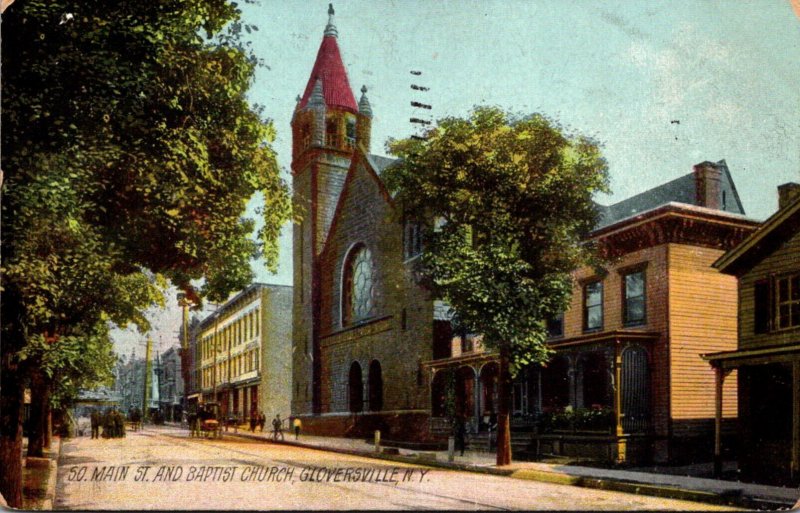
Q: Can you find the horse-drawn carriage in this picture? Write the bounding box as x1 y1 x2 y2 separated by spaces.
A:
189 403 222 439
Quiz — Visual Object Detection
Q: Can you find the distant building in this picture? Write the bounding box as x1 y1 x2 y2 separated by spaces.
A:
157 346 183 422
182 316 202 413
705 183 800 485
198 283 292 420
114 348 160 416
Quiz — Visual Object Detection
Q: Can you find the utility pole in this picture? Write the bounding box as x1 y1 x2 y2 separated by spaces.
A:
177 292 192 417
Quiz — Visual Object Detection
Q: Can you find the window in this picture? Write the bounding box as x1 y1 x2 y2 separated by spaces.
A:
754 279 770 334
404 220 422 260
623 270 646 325
326 119 339 147
461 332 474 353
345 119 356 147
342 245 375 325
584 280 603 331
776 274 800 330
368 360 383 411
546 312 564 338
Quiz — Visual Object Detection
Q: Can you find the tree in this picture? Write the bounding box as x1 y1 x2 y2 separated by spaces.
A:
1 1 291 505
384 106 609 465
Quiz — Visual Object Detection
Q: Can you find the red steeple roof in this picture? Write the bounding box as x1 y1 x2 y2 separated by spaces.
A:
299 34 357 113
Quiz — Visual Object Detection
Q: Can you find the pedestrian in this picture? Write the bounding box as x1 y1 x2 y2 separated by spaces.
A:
258 411 265 433
454 415 466 457
293 417 302 440
102 409 113 438
272 414 284 441
249 410 257 433
90 409 100 439
114 409 125 438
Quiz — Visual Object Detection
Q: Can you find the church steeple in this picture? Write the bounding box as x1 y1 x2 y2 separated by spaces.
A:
297 4 357 113
324 3 338 38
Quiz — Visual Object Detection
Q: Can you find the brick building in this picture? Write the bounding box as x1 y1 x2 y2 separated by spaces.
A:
291 6 439 440
290 7 761 460
198 283 292 421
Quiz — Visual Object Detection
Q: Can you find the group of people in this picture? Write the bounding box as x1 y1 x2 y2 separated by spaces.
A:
235 409 304 441
249 410 267 432
89 407 126 439
186 405 303 441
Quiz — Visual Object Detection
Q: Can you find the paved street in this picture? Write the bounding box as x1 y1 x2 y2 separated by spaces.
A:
54 426 738 510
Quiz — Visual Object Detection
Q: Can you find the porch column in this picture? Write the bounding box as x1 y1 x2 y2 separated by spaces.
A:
713 365 725 478
472 366 480 429
792 361 800 480
613 339 625 463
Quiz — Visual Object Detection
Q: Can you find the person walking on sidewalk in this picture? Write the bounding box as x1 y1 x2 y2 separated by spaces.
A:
272 414 284 441
293 417 302 440
257 411 266 433
249 410 257 433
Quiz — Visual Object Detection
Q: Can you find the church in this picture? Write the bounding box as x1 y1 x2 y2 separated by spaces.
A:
290 5 441 442
290 5 759 464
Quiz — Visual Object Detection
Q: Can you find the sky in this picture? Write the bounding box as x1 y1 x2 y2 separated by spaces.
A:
112 0 800 357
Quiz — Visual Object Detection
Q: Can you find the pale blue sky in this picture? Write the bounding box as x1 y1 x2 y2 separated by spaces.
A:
113 1 800 356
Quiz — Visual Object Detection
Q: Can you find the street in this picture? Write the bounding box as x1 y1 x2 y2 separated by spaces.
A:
54 426 738 510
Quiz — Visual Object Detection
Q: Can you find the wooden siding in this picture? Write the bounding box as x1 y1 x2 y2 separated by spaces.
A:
565 246 671 437
738 228 800 350
668 244 738 429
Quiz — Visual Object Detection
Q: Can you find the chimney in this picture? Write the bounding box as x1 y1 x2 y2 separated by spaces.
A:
693 161 722 210
778 182 800 210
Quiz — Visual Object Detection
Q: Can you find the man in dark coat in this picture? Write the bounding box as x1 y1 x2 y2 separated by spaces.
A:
90 409 100 439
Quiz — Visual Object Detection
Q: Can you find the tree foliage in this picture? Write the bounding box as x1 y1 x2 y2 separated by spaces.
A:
0 1 290 504
2 0 290 305
385 106 609 371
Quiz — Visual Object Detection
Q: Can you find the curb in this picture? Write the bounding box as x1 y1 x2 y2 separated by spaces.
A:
42 437 62 510
227 431 795 510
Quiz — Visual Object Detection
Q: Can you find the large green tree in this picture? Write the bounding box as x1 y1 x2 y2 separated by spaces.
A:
385 106 609 465
1 1 290 505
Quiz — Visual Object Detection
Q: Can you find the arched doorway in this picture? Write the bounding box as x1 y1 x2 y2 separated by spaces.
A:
455 366 475 419
431 371 447 417
368 360 383 411
348 362 363 413
621 346 650 433
578 352 610 408
479 362 499 420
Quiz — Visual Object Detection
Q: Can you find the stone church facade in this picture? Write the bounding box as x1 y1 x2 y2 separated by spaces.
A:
290 6 438 441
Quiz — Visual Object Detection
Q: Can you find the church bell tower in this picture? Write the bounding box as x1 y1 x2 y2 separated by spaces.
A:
291 4 373 416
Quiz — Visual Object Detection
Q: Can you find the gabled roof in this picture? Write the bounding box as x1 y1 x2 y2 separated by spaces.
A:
596 160 745 229
365 154 397 176
713 192 800 277
298 35 357 112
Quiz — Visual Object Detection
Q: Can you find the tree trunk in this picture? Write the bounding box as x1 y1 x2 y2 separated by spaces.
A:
27 368 50 458
495 347 513 466
0 347 25 507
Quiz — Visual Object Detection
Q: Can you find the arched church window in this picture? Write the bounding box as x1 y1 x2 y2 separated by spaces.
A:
348 361 363 413
342 244 375 325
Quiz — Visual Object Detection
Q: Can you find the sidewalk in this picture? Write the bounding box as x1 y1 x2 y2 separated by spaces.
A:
228 429 799 510
22 436 61 510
